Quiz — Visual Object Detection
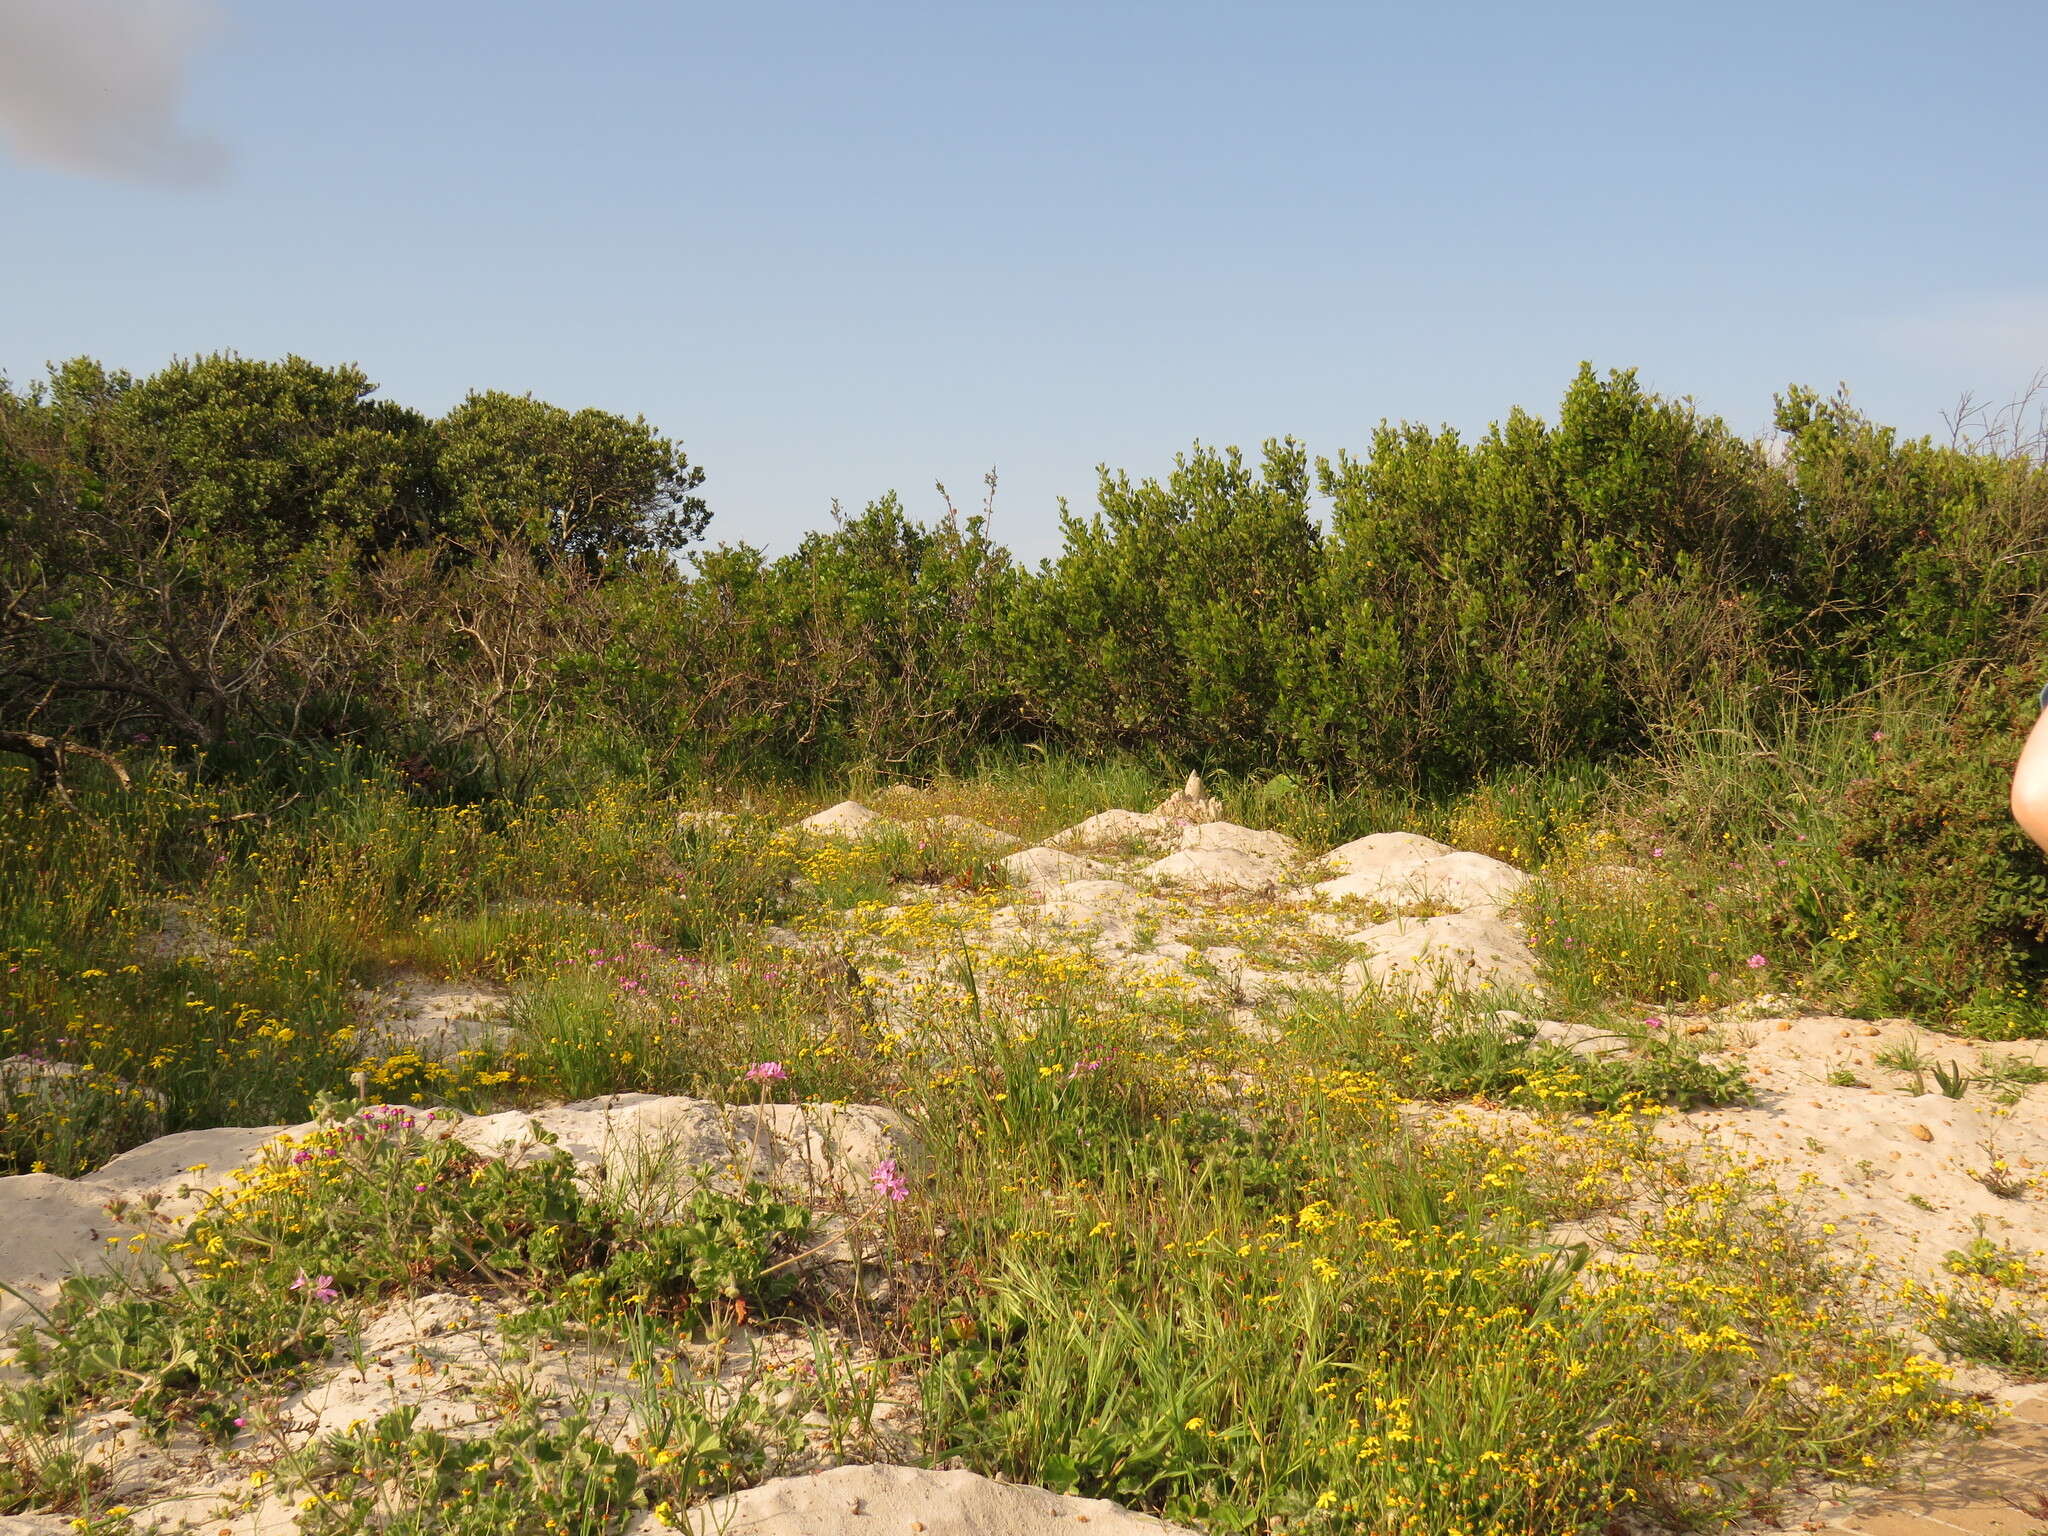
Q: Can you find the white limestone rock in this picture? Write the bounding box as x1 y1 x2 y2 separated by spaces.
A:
1139 821 1300 892
999 845 1112 892
1040 879 1159 941
1177 820 1301 864
0 1172 159 1332
679 1463 1203 1536
1316 850 1528 912
447 1093 914 1203
1151 771 1224 825
1342 910 1543 999
1141 846 1283 893
1665 1015 2048 1296
86 1124 285 1222
1045 808 1178 854
1322 831 1453 874
0 1095 916 1340
798 801 896 838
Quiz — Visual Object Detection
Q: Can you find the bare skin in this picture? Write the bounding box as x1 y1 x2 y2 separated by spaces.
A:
2012 705 2048 853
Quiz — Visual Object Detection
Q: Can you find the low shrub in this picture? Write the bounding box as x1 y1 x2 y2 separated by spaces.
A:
1924 1292 2048 1378
3 1107 813 1437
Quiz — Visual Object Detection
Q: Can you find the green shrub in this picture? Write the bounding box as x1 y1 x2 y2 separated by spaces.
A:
1833 671 2048 1026
1288 365 1781 786
1924 1293 2048 1378
1001 439 1323 769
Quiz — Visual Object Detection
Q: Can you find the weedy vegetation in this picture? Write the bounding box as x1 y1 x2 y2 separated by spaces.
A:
5 361 2048 1531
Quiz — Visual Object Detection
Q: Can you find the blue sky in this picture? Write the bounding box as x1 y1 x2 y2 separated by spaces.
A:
2 0 2043 560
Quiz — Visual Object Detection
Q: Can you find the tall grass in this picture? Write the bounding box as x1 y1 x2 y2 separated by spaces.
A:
11 682 2047 1179
1526 679 2048 1031
910 997 1973 1534
0 752 1178 1173
0 761 808 1173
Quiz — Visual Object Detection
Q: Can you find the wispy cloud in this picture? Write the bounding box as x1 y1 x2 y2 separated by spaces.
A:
0 0 226 185
1880 293 2048 379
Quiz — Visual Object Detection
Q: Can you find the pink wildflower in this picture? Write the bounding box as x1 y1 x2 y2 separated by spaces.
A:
871 1158 909 1203
1746 954 1767 969
746 1062 789 1083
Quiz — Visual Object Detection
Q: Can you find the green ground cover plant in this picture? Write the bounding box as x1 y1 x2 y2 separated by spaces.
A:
3 922 1989 1535
282 1405 642 1536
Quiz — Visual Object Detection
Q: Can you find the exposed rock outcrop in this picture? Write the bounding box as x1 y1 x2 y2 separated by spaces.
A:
798 801 896 838
1316 849 1528 911
1342 910 1542 999
676 1463 1202 1536
999 845 1112 892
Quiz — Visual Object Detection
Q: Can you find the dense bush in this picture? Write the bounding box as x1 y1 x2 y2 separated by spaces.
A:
0 353 704 773
1834 669 2048 1030
1286 366 1784 783
1002 439 1323 768
593 493 1018 779
6 351 2047 800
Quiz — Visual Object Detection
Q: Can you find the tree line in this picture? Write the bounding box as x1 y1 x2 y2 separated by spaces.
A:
4 354 2045 796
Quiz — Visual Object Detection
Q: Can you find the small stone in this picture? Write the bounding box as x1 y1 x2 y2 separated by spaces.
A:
1908 1124 1934 1142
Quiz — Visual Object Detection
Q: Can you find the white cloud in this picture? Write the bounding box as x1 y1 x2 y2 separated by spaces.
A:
1880 293 2048 379
0 0 226 184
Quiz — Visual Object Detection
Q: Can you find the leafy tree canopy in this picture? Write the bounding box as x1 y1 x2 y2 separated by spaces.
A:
438 390 709 566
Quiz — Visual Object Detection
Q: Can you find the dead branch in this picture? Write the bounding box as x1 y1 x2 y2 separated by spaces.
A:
0 729 132 804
